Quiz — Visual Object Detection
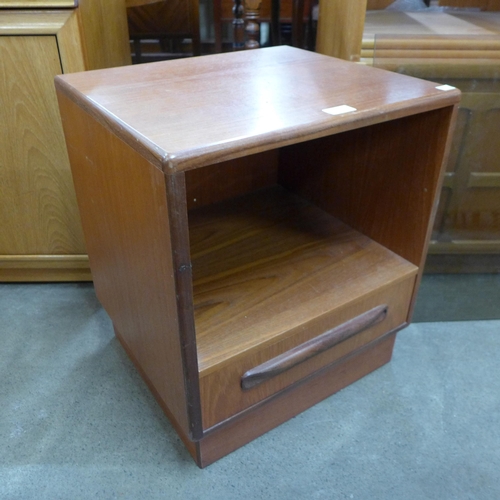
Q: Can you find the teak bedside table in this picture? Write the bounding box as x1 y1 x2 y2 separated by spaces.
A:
55 46 459 467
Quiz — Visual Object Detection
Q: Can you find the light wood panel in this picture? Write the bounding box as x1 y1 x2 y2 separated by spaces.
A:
56 11 87 74
0 11 72 34
316 0 368 60
0 1 75 6
0 36 85 257
0 2 131 282
77 0 131 69
0 255 91 282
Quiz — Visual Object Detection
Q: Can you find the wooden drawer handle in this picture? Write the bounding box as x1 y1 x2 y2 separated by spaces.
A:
241 304 389 391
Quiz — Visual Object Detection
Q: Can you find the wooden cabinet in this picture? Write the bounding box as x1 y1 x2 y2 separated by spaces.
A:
55 46 459 466
0 1 131 282
362 12 500 270
126 0 201 62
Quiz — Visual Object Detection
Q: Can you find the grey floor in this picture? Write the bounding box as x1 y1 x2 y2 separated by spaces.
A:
1 280 499 499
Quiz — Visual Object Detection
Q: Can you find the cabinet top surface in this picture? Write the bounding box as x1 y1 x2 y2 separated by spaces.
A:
56 46 460 172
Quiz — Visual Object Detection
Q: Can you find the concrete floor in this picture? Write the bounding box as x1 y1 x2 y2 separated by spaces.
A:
1 282 499 499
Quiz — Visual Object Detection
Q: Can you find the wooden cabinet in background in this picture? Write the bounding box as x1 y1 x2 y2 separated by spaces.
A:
56 46 458 466
0 0 131 282
361 12 500 271
126 0 201 62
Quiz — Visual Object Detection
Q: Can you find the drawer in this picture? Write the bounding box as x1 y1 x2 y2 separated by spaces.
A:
199 275 416 430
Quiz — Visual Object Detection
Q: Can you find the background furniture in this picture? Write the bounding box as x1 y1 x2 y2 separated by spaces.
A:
0 0 131 282
438 0 500 9
219 0 314 50
317 3 500 271
56 46 458 466
126 0 201 62
316 0 368 61
361 12 500 271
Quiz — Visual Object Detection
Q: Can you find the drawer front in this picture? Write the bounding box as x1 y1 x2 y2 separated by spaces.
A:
199 275 416 430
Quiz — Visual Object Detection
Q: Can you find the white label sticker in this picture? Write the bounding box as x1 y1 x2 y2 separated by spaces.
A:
436 84 456 91
322 105 357 116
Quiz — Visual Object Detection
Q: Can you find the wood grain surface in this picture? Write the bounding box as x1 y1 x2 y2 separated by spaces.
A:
316 0 368 60
279 107 456 271
197 330 398 467
189 186 418 374
185 150 279 210
0 1 75 7
199 276 414 429
1 2 131 282
0 12 72 34
57 92 201 440
56 46 458 463
55 46 460 173
56 10 87 74
240 304 389 390
0 35 86 256
77 0 131 69
0 255 91 282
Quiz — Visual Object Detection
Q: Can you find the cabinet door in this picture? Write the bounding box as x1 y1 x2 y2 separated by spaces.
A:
432 90 500 253
0 36 86 256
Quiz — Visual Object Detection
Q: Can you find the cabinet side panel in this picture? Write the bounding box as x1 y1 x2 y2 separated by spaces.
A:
57 92 193 439
279 107 455 268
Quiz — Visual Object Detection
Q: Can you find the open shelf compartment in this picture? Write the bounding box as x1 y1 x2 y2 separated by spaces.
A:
189 185 418 374
182 108 448 429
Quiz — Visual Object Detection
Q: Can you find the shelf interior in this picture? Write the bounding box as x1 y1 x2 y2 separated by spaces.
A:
189 185 418 375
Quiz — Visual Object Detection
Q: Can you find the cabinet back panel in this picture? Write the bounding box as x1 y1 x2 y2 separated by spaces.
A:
185 150 279 210
278 107 455 267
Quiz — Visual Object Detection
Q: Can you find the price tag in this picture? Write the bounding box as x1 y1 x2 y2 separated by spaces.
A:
322 105 357 116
